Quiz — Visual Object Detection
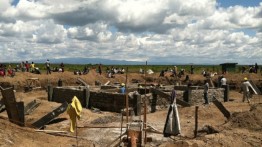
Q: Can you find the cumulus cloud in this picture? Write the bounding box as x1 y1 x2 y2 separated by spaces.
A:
0 0 261 64
67 22 112 42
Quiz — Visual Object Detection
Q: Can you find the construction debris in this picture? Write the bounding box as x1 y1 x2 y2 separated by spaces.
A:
212 96 231 119
24 100 41 115
32 102 68 129
24 78 41 92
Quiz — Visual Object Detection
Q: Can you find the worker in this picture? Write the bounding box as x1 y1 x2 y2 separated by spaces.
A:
120 83 125 94
241 77 252 103
220 76 227 87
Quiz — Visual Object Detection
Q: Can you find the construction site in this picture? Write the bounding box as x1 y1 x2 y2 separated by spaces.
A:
0 69 262 147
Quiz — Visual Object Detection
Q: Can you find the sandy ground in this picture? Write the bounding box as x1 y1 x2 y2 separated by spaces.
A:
0 70 262 147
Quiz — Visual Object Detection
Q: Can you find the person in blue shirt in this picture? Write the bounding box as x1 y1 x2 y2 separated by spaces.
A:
120 83 125 94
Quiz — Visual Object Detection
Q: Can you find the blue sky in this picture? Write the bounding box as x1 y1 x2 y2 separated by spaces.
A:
11 0 19 6
217 0 262 37
1 0 261 65
218 0 261 7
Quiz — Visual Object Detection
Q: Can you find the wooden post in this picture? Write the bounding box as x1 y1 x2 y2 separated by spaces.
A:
151 92 157 113
120 113 123 145
47 85 53 101
143 100 147 144
144 61 147 145
76 119 78 147
134 94 141 116
125 67 129 123
83 88 90 109
183 88 192 104
223 84 229 102
194 106 199 138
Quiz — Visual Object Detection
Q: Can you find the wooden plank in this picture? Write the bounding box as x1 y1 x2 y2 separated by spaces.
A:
31 102 68 129
104 81 111 86
212 96 231 119
249 80 261 95
151 88 191 107
0 98 6 112
24 100 41 115
77 77 89 87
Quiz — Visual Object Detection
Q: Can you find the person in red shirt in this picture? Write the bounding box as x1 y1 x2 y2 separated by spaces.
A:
25 61 30 72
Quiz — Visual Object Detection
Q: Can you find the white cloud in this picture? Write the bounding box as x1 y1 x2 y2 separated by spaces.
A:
0 0 261 65
0 0 12 11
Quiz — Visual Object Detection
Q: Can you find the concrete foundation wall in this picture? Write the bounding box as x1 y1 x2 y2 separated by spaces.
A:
50 86 137 113
189 88 224 104
143 88 224 113
51 86 89 107
89 92 128 112
49 86 224 114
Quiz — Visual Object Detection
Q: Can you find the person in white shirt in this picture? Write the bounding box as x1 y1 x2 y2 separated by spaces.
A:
221 76 228 102
221 76 227 87
241 77 252 103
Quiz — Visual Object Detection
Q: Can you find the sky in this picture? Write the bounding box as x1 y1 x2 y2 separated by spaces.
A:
0 0 261 65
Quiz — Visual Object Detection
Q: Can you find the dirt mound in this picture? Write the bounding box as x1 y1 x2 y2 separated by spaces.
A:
230 103 262 130
1 70 261 92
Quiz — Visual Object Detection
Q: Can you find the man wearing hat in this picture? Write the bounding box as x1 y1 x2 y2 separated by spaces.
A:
120 83 125 94
241 77 252 103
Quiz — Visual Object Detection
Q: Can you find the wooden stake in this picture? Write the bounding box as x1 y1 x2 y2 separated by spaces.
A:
120 113 123 146
76 119 78 147
144 61 147 145
194 106 199 138
125 67 129 123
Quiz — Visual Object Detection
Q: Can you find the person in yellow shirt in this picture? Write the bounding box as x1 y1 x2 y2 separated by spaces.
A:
30 62 35 73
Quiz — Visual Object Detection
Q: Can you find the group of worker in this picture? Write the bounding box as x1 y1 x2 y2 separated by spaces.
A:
203 75 254 104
